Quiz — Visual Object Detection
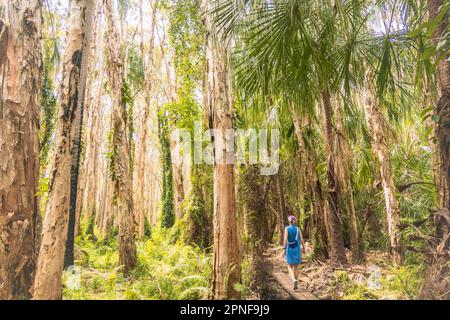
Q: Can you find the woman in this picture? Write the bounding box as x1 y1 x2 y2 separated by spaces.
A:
283 215 305 290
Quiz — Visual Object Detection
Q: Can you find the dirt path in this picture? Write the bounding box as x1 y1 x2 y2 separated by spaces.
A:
261 245 318 300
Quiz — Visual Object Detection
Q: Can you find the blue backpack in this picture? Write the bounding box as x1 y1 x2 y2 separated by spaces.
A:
287 227 299 249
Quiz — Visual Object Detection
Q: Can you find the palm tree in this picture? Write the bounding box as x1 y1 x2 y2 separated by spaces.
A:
0 0 42 300
426 0 449 210
212 0 356 264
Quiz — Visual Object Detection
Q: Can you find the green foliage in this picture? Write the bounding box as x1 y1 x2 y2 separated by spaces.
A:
84 210 97 241
126 45 145 90
333 271 378 300
105 129 118 205
144 218 153 240
122 80 135 174
332 261 425 300
235 256 253 298
105 81 135 201
158 111 175 228
168 0 205 96
64 227 211 300
39 69 57 170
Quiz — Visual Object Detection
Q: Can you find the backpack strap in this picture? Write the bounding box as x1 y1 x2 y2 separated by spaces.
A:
287 226 299 246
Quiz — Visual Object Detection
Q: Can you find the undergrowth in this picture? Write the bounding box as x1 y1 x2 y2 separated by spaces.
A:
333 261 425 300
63 227 211 300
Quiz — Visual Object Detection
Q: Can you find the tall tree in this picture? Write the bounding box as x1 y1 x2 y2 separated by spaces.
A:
203 0 241 299
362 81 401 263
427 0 449 210
334 101 362 263
136 0 158 237
320 90 348 264
158 111 175 229
291 111 329 260
0 0 42 300
33 0 93 299
64 0 96 269
103 0 137 274
418 0 450 300
211 0 353 264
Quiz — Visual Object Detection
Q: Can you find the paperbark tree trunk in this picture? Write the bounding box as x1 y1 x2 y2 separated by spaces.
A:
203 0 241 299
75 5 102 237
362 84 401 264
320 90 348 264
83 42 104 226
104 0 136 275
33 0 91 299
0 0 42 300
135 0 158 237
65 0 95 269
171 132 185 219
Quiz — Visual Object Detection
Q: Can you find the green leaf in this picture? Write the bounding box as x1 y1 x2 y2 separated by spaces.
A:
431 114 440 122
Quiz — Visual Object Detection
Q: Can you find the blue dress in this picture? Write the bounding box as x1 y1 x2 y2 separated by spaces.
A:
286 225 302 265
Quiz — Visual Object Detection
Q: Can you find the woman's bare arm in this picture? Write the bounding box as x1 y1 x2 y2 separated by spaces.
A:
299 228 305 250
283 227 288 248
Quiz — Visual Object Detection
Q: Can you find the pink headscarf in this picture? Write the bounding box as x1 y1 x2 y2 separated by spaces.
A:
288 215 296 223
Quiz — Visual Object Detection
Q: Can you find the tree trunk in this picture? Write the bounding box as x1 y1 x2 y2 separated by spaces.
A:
75 5 102 237
428 0 450 210
64 0 95 269
0 0 42 300
83 44 104 226
362 84 401 264
276 169 288 246
33 0 91 299
203 0 241 299
320 90 347 264
291 110 328 260
135 0 158 237
171 132 185 219
418 0 450 299
104 0 136 275
334 102 362 263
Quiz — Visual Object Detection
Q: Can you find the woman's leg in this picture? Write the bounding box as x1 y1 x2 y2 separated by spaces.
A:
287 264 296 282
293 264 299 280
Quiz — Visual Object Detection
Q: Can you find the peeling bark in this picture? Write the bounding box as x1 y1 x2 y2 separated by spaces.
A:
171 132 185 219
0 0 42 300
202 0 241 299
363 84 401 264
104 0 137 275
135 0 157 237
33 0 91 299
65 0 95 269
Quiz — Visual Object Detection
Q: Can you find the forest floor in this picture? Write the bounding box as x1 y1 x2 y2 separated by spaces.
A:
62 226 425 300
63 228 212 300
263 243 425 300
